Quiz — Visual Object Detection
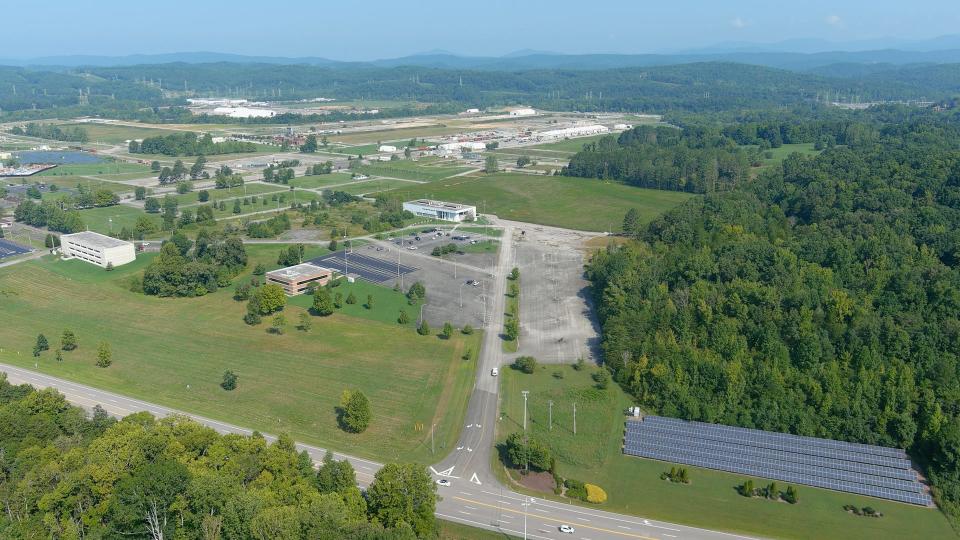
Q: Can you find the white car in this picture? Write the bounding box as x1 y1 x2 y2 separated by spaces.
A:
408 245 418 250
491 368 499 377
559 524 576 533
436 479 451 487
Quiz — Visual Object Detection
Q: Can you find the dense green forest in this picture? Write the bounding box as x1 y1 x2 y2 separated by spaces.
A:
2 61 959 120
0 375 438 539
587 109 960 525
130 132 257 156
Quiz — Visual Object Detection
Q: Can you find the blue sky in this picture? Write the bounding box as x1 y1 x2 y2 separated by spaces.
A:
5 0 959 59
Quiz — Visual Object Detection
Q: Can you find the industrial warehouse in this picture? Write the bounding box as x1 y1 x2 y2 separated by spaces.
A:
59 231 136 268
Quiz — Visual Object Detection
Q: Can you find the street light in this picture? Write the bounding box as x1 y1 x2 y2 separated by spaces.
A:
459 282 466 310
522 497 534 540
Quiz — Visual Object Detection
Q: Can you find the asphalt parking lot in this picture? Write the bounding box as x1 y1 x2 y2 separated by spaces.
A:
0 238 31 259
309 249 417 283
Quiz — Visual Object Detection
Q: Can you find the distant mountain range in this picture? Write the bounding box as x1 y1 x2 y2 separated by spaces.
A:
4 35 960 73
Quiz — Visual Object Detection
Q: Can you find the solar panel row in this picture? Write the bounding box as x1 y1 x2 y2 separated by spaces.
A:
628 420 909 470
624 428 916 481
624 417 932 506
625 435 920 492
623 442 932 506
642 416 907 459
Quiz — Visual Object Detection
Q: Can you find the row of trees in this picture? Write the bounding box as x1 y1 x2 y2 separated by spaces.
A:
11 122 88 142
140 231 248 297
13 198 85 233
0 376 439 538
129 132 257 156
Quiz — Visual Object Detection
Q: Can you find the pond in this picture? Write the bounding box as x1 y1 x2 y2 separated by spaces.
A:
14 151 105 164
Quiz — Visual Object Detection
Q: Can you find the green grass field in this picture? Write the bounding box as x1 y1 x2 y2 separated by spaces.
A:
377 173 694 232
61 123 183 144
0 244 480 465
358 161 471 182
338 178 419 196
438 521 518 540
38 162 150 177
496 367 955 540
77 205 159 235
25 176 134 194
289 173 356 190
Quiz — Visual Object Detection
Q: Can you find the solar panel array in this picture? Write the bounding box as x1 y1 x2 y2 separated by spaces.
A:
624 416 932 506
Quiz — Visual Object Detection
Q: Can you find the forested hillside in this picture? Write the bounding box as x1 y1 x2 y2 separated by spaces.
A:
0 375 437 539
587 111 960 523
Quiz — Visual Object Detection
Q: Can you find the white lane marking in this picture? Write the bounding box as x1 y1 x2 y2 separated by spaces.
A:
458 510 472 516
618 525 631 530
470 472 482 485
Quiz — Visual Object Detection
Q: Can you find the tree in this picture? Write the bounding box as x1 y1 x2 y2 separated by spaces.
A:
144 197 161 213
300 134 318 153
367 463 437 538
407 281 426 304
271 313 287 335
111 458 189 540
253 263 266 275
513 356 537 374
398 309 410 324
593 368 611 389
312 287 334 316
197 189 210 202
171 159 187 180
221 370 238 390
232 199 242 214
328 239 338 251
484 155 498 173
739 479 755 497
366 294 374 309
339 389 372 433
134 215 157 239
784 485 799 504
509 267 520 281
190 155 207 179
150 160 161 172
622 208 641 236
441 322 454 339
504 432 552 471
55 350 63 362
316 450 357 493
417 320 431 336
516 155 532 168
34 333 49 356
505 317 519 341
462 324 474 335
96 341 112 367
255 283 287 314
134 186 147 200
334 291 343 308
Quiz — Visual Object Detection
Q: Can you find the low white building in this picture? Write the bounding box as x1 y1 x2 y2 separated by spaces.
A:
536 124 609 140
210 106 276 119
403 199 477 222
437 141 487 152
60 231 135 268
614 123 634 130
509 107 537 117
378 145 398 153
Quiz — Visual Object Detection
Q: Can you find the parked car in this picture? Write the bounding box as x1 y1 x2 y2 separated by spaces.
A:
436 479 451 487
408 245 418 250
491 368 499 377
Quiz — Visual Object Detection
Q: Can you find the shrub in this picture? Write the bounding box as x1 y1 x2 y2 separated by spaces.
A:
563 478 588 501
461 324 474 335
784 485 799 504
221 370 238 390
585 484 607 504
513 356 537 374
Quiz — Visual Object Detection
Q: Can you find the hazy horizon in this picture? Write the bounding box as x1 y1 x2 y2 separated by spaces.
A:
4 0 960 61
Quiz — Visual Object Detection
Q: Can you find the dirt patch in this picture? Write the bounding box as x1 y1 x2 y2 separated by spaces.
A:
516 470 556 493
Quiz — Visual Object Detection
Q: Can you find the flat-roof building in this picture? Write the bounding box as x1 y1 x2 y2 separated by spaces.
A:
403 199 477 222
60 231 136 268
266 263 334 295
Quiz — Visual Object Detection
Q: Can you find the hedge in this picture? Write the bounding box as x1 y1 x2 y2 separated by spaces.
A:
585 484 607 504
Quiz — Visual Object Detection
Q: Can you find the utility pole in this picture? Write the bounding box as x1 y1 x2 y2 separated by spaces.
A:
548 400 553 431
431 423 436 455
522 390 529 432
573 402 577 435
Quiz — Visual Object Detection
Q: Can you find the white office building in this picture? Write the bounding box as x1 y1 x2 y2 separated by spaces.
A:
60 231 136 268
403 199 477 222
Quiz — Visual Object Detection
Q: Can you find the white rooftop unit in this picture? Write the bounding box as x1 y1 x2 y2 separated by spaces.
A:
509 108 537 117
378 145 398 153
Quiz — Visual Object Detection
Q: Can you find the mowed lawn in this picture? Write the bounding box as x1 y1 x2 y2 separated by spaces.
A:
377 173 694 232
61 123 183 144
358 161 471 182
76 205 160 235
0 249 480 464
496 367 955 540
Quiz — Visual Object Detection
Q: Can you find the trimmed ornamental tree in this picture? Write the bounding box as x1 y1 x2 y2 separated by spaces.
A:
312 287 335 316
60 329 78 351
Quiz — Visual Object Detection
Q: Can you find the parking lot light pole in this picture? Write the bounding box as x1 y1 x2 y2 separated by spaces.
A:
459 282 465 310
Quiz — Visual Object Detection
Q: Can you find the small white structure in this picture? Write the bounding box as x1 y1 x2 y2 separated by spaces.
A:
614 123 634 130
462 108 481 114
60 231 135 268
403 199 477 222
210 106 276 119
378 145 398 153
509 107 537 117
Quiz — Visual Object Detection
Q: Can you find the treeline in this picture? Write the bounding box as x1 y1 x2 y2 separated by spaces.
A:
13 199 85 233
0 375 438 539
10 122 88 142
563 126 755 193
139 231 248 296
130 132 257 156
587 111 960 523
